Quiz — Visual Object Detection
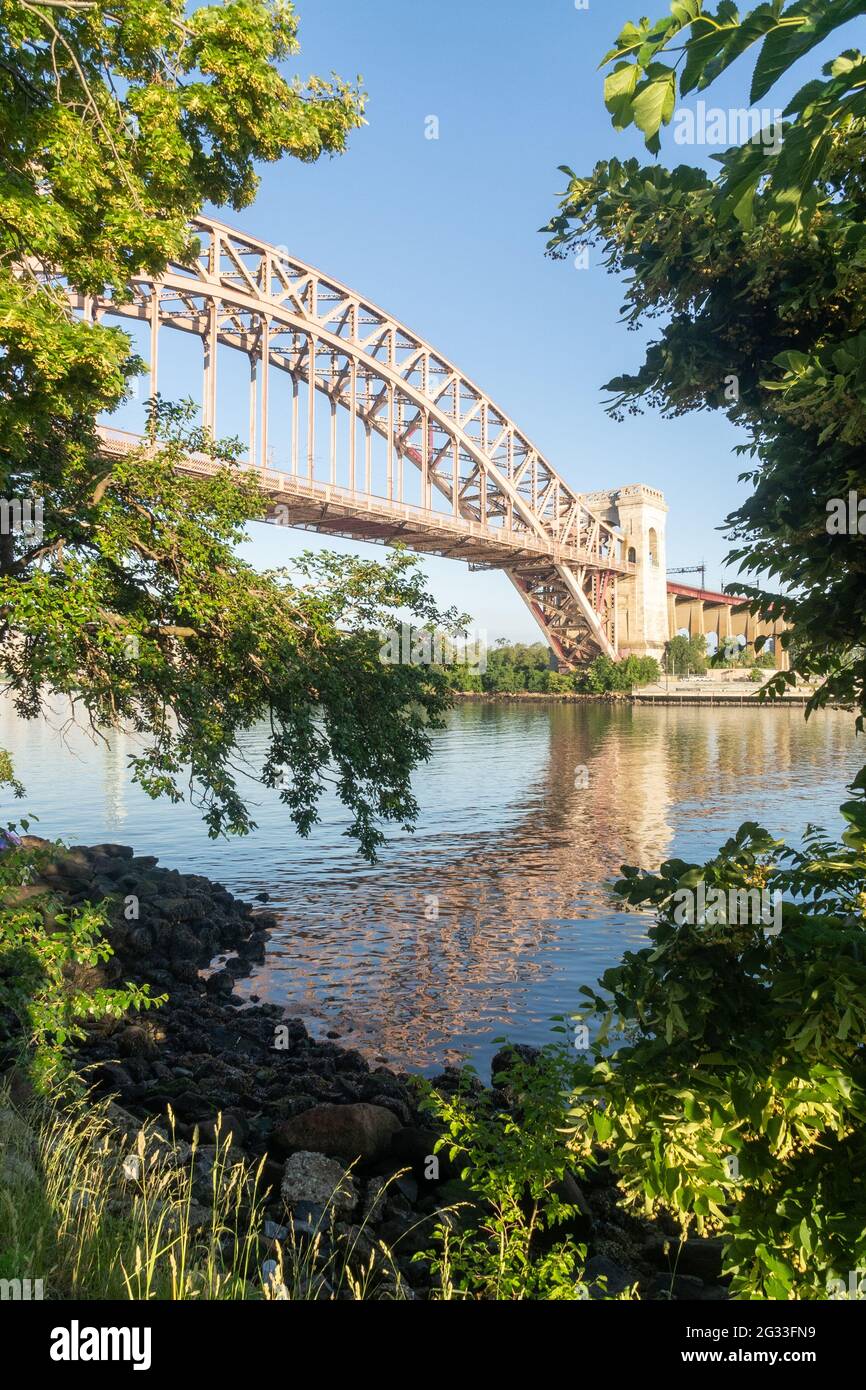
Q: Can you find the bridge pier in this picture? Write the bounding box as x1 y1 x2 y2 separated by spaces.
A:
579 485 670 662
666 584 790 671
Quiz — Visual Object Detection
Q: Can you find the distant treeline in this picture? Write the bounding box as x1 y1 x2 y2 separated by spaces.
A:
443 642 660 694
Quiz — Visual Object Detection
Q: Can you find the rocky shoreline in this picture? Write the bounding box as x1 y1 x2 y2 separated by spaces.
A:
17 839 730 1300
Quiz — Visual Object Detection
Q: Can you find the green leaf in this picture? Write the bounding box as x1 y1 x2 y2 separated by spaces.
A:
631 65 677 144
604 62 640 128
751 0 866 103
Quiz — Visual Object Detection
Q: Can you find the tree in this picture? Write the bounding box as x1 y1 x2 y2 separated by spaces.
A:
545 1 866 724
0 3 462 859
665 633 707 676
531 0 866 1296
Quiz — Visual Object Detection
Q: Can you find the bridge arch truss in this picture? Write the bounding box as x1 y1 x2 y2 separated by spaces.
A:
71 216 632 665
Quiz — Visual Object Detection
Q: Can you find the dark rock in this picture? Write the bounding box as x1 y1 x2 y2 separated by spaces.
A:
171 1090 212 1120
168 959 201 985
394 1173 418 1206
431 1178 482 1230
389 1126 449 1183
585 1254 634 1299
292 1200 325 1228
140 1090 177 1114
676 1236 725 1282
120 874 158 896
259 1157 285 1196
238 937 266 965
90 856 127 879
166 926 201 961
205 971 233 997
116 1024 160 1058
332 1074 363 1103
368 1068 408 1095
552 1170 595 1239
126 926 154 952
222 1109 249 1142
336 1048 368 1074
194 1109 247 1146
368 1093 412 1126
95 1061 134 1093
646 1272 707 1301
430 1067 484 1099
158 895 207 923
40 855 91 884
583 1149 619 1187
490 1043 542 1081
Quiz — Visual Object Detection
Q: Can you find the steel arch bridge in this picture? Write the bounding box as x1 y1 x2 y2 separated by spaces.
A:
73 215 635 666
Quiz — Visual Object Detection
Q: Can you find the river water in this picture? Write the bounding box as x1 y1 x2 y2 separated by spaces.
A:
1 699 860 1074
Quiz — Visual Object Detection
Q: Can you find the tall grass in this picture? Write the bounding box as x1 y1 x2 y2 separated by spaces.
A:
0 1086 411 1300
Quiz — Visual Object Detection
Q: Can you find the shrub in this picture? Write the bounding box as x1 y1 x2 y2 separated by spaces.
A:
0 839 163 1090
575 654 659 693
419 1048 605 1300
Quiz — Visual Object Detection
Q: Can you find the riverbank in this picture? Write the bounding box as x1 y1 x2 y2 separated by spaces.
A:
3 839 729 1300
450 690 630 703
450 685 821 706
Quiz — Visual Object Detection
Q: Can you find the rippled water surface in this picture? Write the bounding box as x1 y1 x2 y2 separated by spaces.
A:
2 699 860 1074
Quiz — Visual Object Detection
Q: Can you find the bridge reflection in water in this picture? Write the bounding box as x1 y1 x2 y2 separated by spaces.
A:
227 703 858 1073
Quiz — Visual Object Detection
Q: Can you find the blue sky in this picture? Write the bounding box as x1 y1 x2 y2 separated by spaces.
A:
121 1 844 641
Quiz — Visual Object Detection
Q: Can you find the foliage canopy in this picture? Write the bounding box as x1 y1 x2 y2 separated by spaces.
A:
0 4 461 857
546 0 866 723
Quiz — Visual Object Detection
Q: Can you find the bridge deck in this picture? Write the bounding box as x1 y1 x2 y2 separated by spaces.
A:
97 427 633 573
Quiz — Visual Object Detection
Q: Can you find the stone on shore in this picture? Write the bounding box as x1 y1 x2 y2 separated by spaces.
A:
272 1101 401 1163
280 1151 357 1214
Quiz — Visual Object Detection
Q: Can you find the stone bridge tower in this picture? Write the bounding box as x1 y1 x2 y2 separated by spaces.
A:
578 485 670 662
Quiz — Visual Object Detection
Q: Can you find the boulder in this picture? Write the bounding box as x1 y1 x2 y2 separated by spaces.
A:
368 1093 412 1126
116 1024 161 1058
675 1236 725 1282
281 1151 357 1214
490 1043 541 1081
646 1271 707 1301
205 971 234 997
272 1101 400 1163
389 1125 454 1183
552 1170 594 1239
585 1254 634 1299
